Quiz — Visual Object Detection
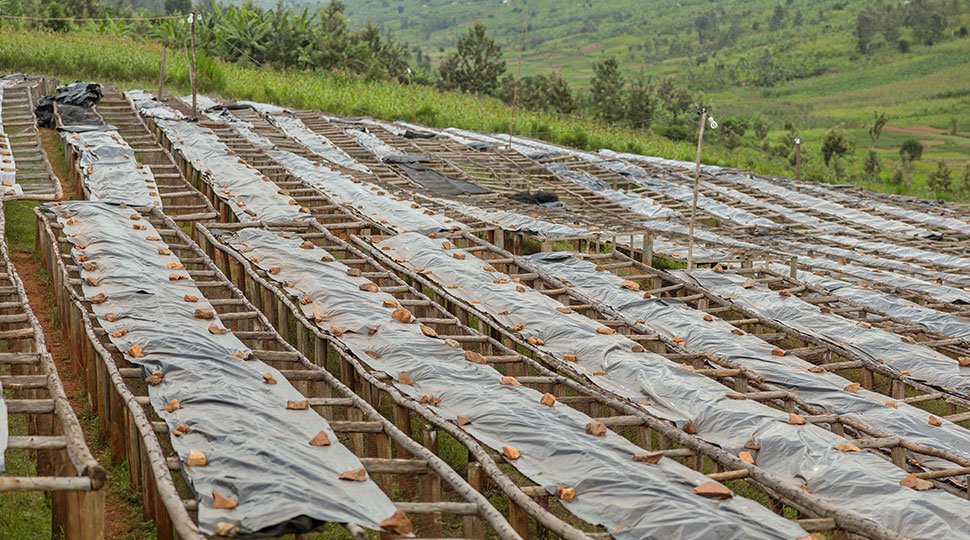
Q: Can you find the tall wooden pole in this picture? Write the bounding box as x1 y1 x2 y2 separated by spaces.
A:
190 11 198 120
686 108 707 270
507 12 529 150
157 48 167 101
795 137 802 182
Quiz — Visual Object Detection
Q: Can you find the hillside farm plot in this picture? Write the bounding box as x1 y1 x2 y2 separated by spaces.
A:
6 76 970 539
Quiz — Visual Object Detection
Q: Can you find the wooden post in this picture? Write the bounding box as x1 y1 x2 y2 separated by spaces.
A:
190 11 198 120
795 137 802 182
686 108 708 270
157 48 167 101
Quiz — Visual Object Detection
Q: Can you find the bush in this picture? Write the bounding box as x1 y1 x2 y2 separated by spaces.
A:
899 139 924 162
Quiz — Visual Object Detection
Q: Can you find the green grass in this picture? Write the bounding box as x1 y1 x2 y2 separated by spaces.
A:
1 23 968 205
0 413 52 539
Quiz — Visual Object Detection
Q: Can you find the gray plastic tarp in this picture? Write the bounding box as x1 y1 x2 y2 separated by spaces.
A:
126 89 185 121
47 201 399 536
266 114 370 173
433 198 592 238
0 89 23 197
790 179 970 237
544 162 680 220
378 233 970 539
221 226 807 540
529 252 970 467
126 91 311 223
771 264 970 340
598 150 779 229
61 130 162 208
712 168 938 238
268 149 462 234
774 237 970 297
184 96 277 151
818 233 970 270
677 269 970 396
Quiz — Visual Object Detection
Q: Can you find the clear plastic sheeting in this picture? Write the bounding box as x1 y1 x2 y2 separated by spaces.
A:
530 252 970 468
598 151 779 229
269 150 462 234
224 227 807 540
266 114 370 173
771 264 970 340
544 162 680 220
61 129 162 208
47 201 398 536
677 269 970 396
378 233 970 540
127 91 310 223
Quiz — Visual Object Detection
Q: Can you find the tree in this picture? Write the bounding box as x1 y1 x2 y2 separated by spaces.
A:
869 111 888 144
927 160 953 193
589 56 625 124
498 73 575 114
855 5 880 53
949 117 959 135
164 0 191 14
960 164 970 195
624 73 655 129
438 22 505 95
899 139 924 162
753 116 770 141
769 4 786 31
656 77 692 120
906 0 946 45
821 126 850 166
890 163 907 185
864 150 881 179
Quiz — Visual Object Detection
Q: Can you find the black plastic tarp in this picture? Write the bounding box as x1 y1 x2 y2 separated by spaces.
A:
35 81 102 129
47 201 399 536
221 226 807 540
378 234 970 539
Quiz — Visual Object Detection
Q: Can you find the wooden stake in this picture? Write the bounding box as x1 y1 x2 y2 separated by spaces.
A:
795 137 802 182
686 108 708 270
190 12 198 120
157 48 167 101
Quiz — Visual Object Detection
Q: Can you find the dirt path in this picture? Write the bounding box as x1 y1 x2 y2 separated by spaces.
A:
6 128 149 539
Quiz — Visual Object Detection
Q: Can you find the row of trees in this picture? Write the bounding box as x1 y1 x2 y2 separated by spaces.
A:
855 0 965 53
438 23 697 134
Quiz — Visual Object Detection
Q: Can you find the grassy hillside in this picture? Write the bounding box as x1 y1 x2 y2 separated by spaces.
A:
2 17 969 201
223 0 970 199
